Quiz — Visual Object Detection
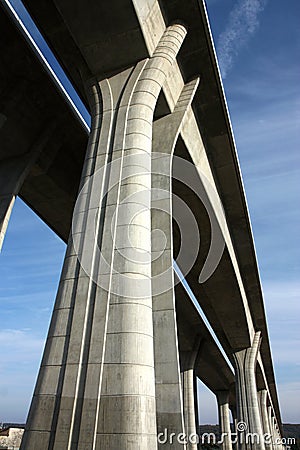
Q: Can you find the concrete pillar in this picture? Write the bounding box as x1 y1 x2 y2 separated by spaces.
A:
217 391 233 450
233 331 265 450
182 370 198 449
267 407 276 450
231 408 239 450
21 24 187 450
152 77 199 450
272 419 282 450
180 341 201 450
273 417 280 450
258 390 272 450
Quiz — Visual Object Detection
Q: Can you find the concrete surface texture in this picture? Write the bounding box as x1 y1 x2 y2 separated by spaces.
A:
0 0 285 449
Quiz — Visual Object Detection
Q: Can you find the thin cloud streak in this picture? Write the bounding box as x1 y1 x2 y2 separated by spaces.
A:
217 0 267 78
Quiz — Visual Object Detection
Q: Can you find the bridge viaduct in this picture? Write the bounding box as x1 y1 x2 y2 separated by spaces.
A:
0 0 284 449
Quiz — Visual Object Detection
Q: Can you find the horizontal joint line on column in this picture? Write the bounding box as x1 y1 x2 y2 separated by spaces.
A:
116 246 150 253
143 67 166 77
122 161 150 170
138 77 161 88
126 131 151 140
153 308 174 313
41 363 66 368
98 394 156 398
155 45 177 56
96 432 157 436
109 301 152 309
54 307 72 311
151 52 175 63
127 117 152 126
109 271 152 280
48 333 68 338
106 331 153 337
103 362 154 368
159 36 182 47
156 39 182 47
130 102 154 112
123 146 151 153
133 89 157 100
165 28 186 38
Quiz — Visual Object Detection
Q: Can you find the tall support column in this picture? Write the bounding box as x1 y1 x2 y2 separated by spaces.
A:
233 331 265 450
217 391 233 450
152 78 199 450
21 24 187 450
258 390 272 450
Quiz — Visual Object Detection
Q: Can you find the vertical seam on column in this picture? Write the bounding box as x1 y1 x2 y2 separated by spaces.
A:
47 82 104 449
67 79 113 450
91 61 148 450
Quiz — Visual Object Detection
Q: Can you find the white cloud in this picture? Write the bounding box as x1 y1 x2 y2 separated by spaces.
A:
217 0 267 78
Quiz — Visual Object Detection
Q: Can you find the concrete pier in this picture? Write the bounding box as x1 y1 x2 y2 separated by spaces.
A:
180 340 201 450
152 78 199 449
217 391 233 450
233 332 265 450
258 390 272 450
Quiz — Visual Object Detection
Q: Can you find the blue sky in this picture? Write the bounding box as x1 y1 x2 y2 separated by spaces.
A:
0 0 299 425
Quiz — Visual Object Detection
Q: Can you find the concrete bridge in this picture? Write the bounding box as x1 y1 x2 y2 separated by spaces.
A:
0 0 284 449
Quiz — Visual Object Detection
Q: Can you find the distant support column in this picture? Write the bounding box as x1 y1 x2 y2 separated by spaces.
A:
272 419 278 450
231 407 239 450
272 419 282 450
233 331 265 450
268 407 276 450
152 77 199 450
0 125 54 250
258 390 271 450
216 391 233 450
180 339 201 450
